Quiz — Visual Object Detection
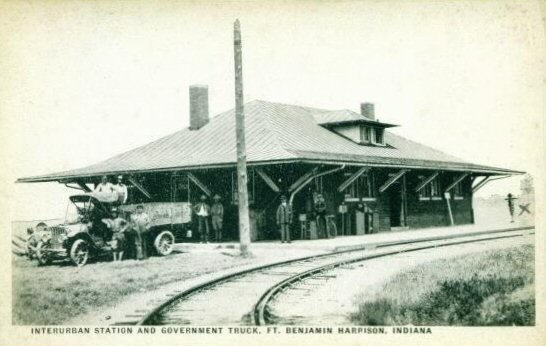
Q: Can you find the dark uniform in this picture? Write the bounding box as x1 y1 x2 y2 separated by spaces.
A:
276 199 293 243
211 196 224 242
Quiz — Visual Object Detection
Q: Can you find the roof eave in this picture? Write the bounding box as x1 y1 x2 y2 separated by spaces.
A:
320 120 399 128
16 158 523 184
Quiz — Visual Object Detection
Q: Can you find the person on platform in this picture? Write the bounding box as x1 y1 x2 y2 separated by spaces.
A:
211 194 224 242
94 175 114 194
193 195 211 243
314 193 328 238
112 175 128 205
276 195 293 243
131 205 151 260
505 193 517 223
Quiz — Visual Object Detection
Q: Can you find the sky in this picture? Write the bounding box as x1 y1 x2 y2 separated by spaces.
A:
1 0 544 221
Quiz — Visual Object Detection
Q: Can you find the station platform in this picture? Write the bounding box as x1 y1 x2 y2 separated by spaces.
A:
174 220 534 254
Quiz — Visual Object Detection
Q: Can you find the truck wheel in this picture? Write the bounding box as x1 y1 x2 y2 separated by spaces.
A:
154 231 175 256
70 239 89 266
35 242 51 266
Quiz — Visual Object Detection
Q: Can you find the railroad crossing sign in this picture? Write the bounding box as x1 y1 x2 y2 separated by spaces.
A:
518 203 531 215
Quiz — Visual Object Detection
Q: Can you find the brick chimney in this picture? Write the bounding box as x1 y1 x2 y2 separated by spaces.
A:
189 85 209 130
360 103 375 120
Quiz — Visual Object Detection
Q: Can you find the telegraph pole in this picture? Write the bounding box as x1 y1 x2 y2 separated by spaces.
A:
234 19 251 257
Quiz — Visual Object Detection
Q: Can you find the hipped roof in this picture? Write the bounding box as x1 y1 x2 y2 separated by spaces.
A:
18 100 521 183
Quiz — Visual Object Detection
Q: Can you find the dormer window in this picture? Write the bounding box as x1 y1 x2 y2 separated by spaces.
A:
359 126 385 146
314 102 398 147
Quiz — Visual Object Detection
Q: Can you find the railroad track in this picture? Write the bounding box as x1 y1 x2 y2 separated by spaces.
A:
137 226 534 326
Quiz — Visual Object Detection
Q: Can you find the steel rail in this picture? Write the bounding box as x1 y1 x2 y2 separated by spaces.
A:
137 225 533 325
253 228 534 325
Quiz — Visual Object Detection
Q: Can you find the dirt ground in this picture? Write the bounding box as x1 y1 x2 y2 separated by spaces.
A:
11 245 322 325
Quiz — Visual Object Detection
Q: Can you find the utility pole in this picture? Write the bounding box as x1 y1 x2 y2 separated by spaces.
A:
234 19 251 257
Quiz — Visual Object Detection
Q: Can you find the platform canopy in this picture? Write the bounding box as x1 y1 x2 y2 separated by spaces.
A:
18 100 522 183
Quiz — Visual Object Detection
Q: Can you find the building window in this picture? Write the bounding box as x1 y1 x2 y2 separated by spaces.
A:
370 128 385 146
171 175 190 202
345 173 376 201
419 176 442 201
232 169 255 205
360 126 371 143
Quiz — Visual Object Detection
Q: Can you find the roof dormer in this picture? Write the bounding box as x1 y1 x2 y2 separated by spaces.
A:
314 103 398 146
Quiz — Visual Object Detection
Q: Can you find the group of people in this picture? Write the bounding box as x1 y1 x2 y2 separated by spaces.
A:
95 175 128 204
192 194 224 243
92 175 333 247
275 192 330 243
102 204 150 261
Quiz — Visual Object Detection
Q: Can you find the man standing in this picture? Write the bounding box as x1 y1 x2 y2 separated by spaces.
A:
131 205 151 260
112 175 128 205
314 193 328 238
193 195 211 243
276 195 292 243
211 194 224 242
94 175 114 194
103 209 129 261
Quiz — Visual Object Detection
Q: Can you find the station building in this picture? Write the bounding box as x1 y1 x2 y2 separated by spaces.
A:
18 85 520 241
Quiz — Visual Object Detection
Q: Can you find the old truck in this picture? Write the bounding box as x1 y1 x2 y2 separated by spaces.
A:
31 192 192 266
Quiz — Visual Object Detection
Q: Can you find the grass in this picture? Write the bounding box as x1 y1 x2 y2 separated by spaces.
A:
12 250 259 325
351 244 535 326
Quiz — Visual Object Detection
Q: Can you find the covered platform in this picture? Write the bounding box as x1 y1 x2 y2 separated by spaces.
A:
175 221 534 254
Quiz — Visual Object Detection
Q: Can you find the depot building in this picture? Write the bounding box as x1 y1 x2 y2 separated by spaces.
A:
18 85 520 241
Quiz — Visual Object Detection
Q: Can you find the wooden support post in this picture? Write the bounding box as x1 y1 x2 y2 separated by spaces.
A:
472 175 511 193
289 165 345 205
256 167 280 192
127 176 152 199
444 192 454 226
472 176 491 193
401 174 408 227
338 167 370 192
234 19 251 257
289 167 318 193
187 172 211 197
76 180 92 192
444 173 469 192
378 170 408 193
415 172 439 192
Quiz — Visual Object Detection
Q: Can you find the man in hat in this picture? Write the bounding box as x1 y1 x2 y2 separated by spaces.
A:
276 195 293 243
131 205 151 260
112 175 128 205
193 195 211 243
211 194 224 242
